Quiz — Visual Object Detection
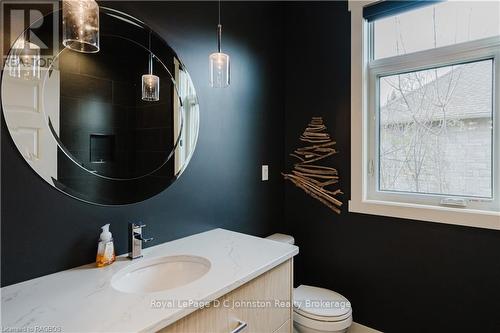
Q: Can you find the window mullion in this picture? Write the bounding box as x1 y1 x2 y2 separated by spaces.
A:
369 36 500 73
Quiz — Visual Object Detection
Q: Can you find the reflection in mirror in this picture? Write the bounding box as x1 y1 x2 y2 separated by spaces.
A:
44 34 178 180
1 7 199 205
173 59 200 175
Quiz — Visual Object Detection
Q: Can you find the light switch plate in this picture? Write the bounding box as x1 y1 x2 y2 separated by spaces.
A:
262 165 269 181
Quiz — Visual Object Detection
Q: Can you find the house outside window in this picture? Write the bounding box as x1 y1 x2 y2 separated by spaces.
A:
378 60 493 200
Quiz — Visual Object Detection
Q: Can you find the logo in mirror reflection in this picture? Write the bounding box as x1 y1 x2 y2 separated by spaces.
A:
2 1 59 80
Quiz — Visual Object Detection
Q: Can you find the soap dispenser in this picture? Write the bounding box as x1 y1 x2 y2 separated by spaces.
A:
96 224 115 267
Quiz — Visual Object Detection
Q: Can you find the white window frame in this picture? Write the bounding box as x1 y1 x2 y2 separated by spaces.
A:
349 0 500 230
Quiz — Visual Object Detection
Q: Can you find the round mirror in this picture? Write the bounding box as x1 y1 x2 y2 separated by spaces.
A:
1 7 199 205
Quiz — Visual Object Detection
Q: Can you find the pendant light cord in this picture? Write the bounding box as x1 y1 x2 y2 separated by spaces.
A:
148 31 153 75
217 0 222 52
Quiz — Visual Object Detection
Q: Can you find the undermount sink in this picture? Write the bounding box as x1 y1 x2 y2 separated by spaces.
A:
111 255 211 294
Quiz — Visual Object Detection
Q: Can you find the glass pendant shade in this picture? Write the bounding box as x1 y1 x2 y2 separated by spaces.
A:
62 0 100 53
142 34 160 102
8 38 41 80
142 74 160 101
209 52 230 88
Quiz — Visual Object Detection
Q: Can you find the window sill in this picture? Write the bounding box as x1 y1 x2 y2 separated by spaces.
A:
348 199 500 230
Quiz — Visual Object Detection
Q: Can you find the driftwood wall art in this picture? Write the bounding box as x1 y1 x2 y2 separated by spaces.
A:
282 117 343 214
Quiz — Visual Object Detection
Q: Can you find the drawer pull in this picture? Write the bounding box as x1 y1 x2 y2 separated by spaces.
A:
230 320 247 333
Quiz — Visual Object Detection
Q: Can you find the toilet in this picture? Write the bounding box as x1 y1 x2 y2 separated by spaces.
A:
266 234 353 333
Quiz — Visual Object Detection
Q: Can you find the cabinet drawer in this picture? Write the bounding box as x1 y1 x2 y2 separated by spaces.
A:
225 259 291 333
159 259 292 333
159 305 230 333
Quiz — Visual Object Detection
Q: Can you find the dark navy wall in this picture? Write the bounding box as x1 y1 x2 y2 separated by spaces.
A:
282 2 500 333
1 1 285 286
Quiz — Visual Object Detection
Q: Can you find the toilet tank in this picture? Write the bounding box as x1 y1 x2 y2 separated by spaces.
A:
266 233 295 245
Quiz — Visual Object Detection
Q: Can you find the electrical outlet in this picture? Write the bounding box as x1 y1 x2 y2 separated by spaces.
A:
262 165 269 181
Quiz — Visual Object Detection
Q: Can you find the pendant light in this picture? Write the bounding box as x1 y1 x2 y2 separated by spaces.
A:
209 0 230 88
8 35 41 80
62 0 100 53
142 31 160 102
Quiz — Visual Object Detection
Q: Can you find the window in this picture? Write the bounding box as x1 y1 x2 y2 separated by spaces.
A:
349 1 500 229
378 60 493 199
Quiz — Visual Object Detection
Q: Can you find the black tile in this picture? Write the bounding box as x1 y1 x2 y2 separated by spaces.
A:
132 151 170 176
79 100 115 128
78 54 115 80
59 126 89 152
58 50 80 74
134 128 172 152
135 104 172 129
111 105 132 129
60 97 80 126
61 72 112 101
113 128 135 152
113 81 137 106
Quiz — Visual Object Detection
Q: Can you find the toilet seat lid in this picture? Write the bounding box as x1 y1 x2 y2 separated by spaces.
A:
293 285 352 320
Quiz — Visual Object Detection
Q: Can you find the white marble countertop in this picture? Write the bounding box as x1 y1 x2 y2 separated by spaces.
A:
1 228 299 333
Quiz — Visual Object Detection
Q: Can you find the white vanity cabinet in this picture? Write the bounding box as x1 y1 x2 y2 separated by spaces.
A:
160 259 293 333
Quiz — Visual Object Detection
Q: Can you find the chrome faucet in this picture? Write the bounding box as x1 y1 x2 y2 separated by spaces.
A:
129 223 154 259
